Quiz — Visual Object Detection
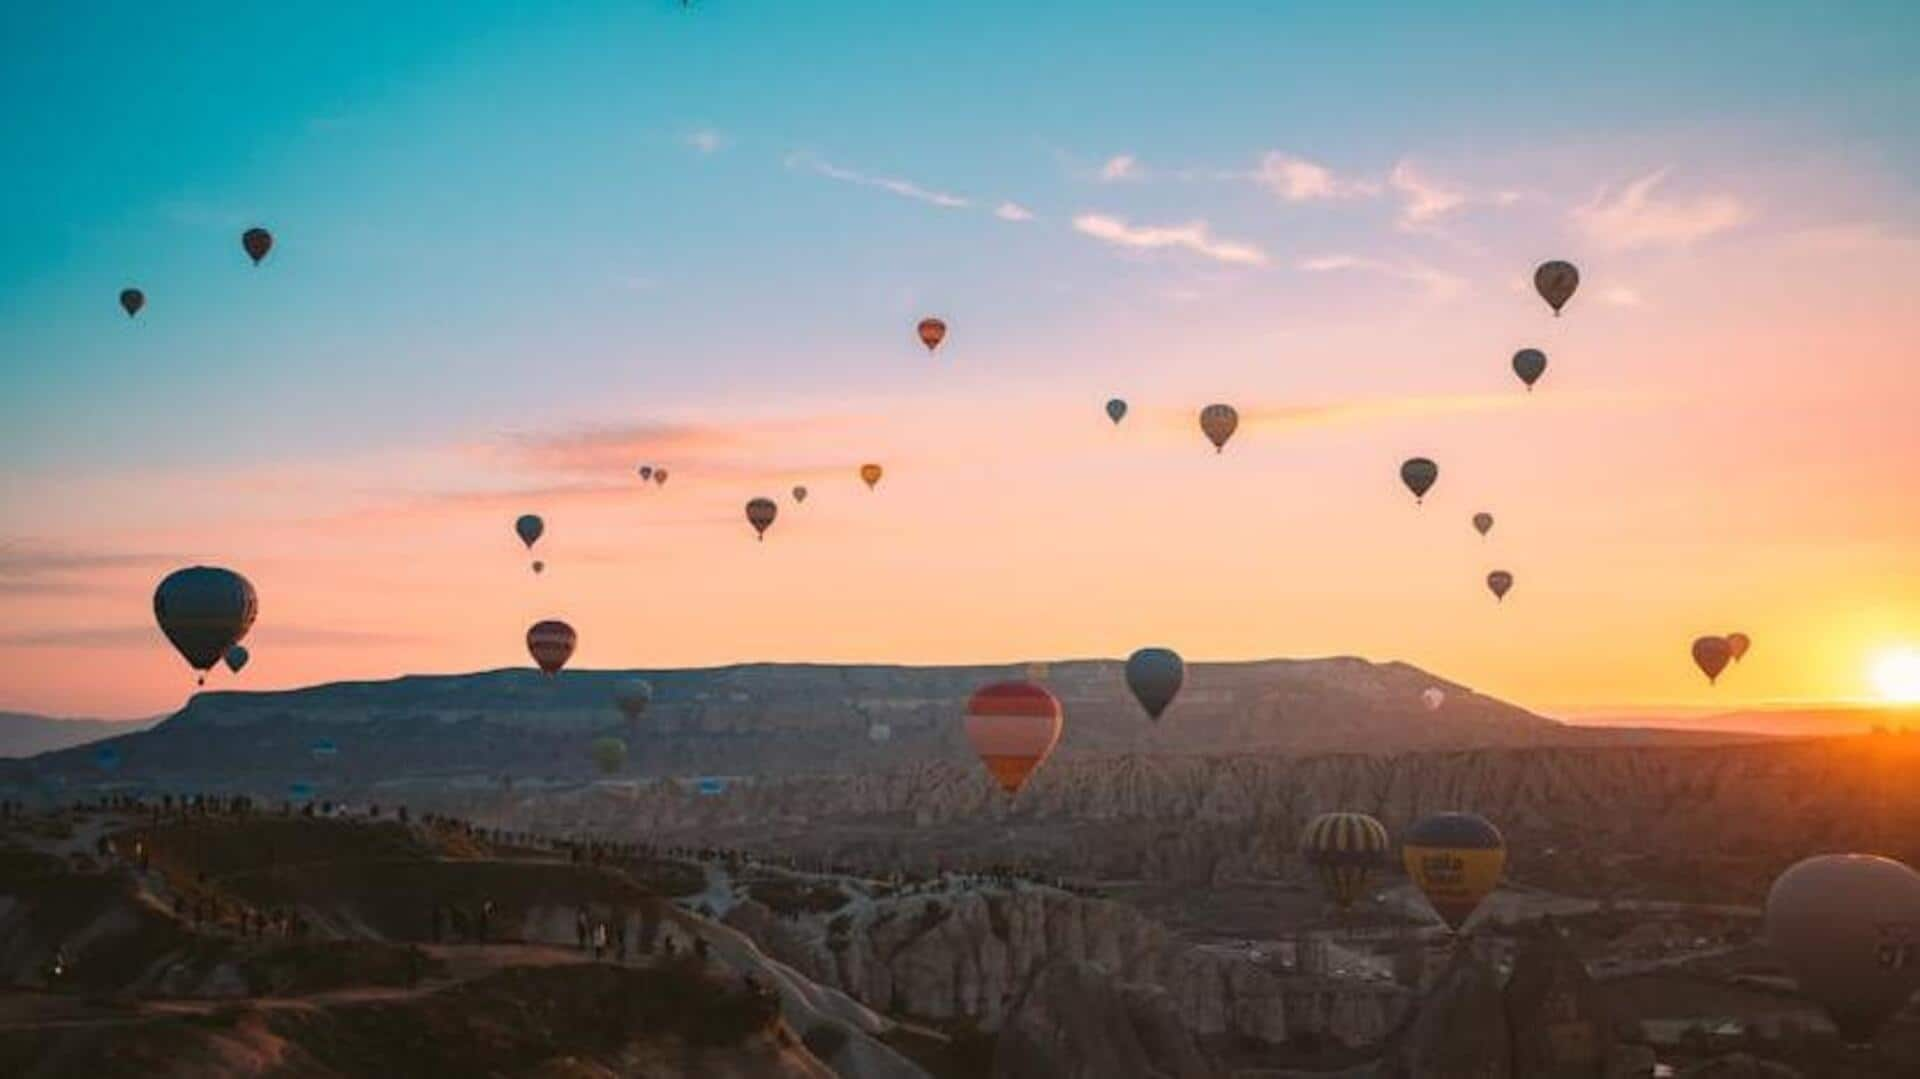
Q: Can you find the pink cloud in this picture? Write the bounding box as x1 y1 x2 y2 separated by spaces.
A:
1572 170 1748 250
1072 213 1269 266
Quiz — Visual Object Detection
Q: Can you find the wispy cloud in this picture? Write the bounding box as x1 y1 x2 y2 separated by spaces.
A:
1099 154 1142 182
1073 213 1269 266
1572 170 1748 250
787 152 970 209
1600 285 1645 307
1297 253 1468 300
994 201 1035 222
0 544 178 596
0 624 420 649
1388 161 1467 230
684 128 729 154
1251 152 1377 202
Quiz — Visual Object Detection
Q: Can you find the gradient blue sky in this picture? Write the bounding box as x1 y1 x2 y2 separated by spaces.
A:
4 2 1918 717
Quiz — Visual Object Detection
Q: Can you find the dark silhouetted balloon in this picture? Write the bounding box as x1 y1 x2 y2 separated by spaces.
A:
1486 571 1513 602
1400 458 1438 503
120 289 144 318
1766 854 1920 1044
224 644 249 674
917 317 947 352
1512 348 1548 390
860 463 883 490
615 679 652 724
1534 260 1578 315
1199 404 1238 453
1124 647 1185 721
639 465 653 481
1727 632 1752 663
1403 812 1505 931
1693 635 1732 684
153 567 258 684
1301 812 1390 910
1106 399 1128 425
515 515 543 549
746 497 778 540
242 227 274 265
1472 512 1494 537
792 485 808 503
964 681 1063 794
531 560 545 575
526 620 576 676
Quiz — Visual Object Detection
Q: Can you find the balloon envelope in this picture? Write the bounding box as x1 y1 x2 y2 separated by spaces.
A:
1534 261 1578 315
1512 348 1548 389
964 681 1063 794
1472 512 1494 537
120 289 144 317
515 515 543 549
639 466 653 481
589 737 628 776
1692 636 1732 684
1301 812 1391 910
1726 632 1752 662
1767 854 1920 1044
654 469 668 486
917 317 947 352
1422 687 1445 711
242 227 274 265
860 464 883 490
614 679 653 723
792 485 808 503
1124 647 1185 721
1403 812 1506 930
746 498 778 540
1199 404 1239 453
1400 458 1438 502
526 620 576 676
224 644 249 674
1105 399 1128 425
1486 571 1513 602
153 567 258 676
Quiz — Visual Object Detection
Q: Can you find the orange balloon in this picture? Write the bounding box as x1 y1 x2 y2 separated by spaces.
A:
963 681 1063 794
860 463 883 490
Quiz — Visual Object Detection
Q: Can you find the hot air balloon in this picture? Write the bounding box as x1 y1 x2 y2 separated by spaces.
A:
1300 812 1391 910
917 317 947 352
119 289 144 318
639 465 653 481
1534 260 1578 316
531 560 545 575
614 679 652 725
1124 647 1185 721
1472 512 1494 538
526 620 576 676
1403 812 1506 931
224 644 249 674
1727 632 1752 663
242 227 274 265
1422 687 1445 712
1400 458 1438 503
1512 348 1547 391
1692 635 1732 684
792 485 808 504
654 469 668 487
1766 854 1920 1045
964 681 1063 795
1486 571 1513 603
860 464 883 490
1106 399 1128 425
1199 404 1238 453
746 497 778 540
515 515 543 547
153 567 258 685
589 737 628 776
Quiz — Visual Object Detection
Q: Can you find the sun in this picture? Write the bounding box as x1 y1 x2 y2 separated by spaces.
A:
1870 647 1920 704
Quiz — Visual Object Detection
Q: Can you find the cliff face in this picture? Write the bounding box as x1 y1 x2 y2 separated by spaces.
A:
721 883 1406 1052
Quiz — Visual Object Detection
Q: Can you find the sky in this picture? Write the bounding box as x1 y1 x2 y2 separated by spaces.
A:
3 1 1918 720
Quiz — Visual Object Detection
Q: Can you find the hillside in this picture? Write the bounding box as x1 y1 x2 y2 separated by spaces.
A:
0 712 156 759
